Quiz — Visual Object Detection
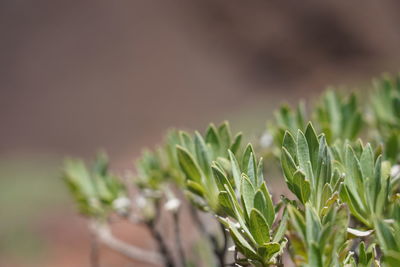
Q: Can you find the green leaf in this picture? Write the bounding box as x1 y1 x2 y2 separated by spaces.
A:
218 121 232 152
349 113 362 140
305 205 321 245
372 155 382 212
256 158 264 187
176 145 202 183
259 183 275 227
325 90 341 140
297 101 307 129
214 157 230 174
305 122 319 171
358 241 367 265
283 131 297 160
384 250 400 266
228 150 242 192
385 133 399 161
223 184 256 245
179 131 194 154
254 190 267 220
339 184 369 226
194 132 211 177
287 206 306 242
273 209 288 242
249 208 270 244
242 144 255 173
241 174 255 217
344 145 366 208
360 144 374 181
315 136 331 187
93 152 109 176
218 191 235 217
259 242 281 263
293 170 311 204
230 133 242 155
375 172 390 217
374 219 398 251
64 159 96 198
297 130 312 180
247 152 257 186
212 164 230 191
205 124 220 152
281 147 297 188
224 184 243 218
186 180 205 197
320 184 333 210
309 242 323 267
222 218 258 259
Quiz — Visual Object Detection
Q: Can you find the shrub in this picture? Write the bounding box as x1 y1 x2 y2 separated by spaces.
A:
64 74 400 266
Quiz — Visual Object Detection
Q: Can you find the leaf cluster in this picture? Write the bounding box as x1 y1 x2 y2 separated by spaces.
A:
63 153 127 217
63 73 400 267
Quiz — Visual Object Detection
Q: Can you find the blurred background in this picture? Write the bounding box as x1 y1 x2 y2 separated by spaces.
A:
1 1 400 266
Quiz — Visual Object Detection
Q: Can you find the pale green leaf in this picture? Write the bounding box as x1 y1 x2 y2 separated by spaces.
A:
177 145 202 183
249 208 270 245
241 174 255 217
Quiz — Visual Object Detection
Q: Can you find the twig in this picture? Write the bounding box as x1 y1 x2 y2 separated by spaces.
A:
218 222 228 261
145 200 176 267
173 210 187 267
90 232 100 267
121 194 176 267
189 206 226 266
145 220 176 267
89 221 162 265
234 246 238 263
276 255 284 267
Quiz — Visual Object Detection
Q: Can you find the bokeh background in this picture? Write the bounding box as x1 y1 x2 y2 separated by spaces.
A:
2 1 400 266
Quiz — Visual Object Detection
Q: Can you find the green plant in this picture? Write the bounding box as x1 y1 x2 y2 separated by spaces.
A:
370 75 400 162
63 153 127 218
64 73 400 266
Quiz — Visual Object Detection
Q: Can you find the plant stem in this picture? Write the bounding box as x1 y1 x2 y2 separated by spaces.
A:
173 210 187 267
276 255 284 267
146 221 175 267
90 221 162 265
189 206 226 267
146 200 176 267
90 233 100 267
218 221 228 258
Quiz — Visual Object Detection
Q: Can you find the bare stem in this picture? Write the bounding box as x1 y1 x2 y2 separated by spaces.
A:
218 222 228 257
145 200 176 267
189 206 227 267
90 232 100 267
90 221 162 265
145 219 176 267
276 255 284 267
173 210 187 267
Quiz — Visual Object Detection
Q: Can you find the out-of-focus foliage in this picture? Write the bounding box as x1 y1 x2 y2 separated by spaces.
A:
315 90 363 144
370 75 400 162
269 90 363 151
269 101 307 149
332 141 391 228
63 153 127 217
135 131 184 190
